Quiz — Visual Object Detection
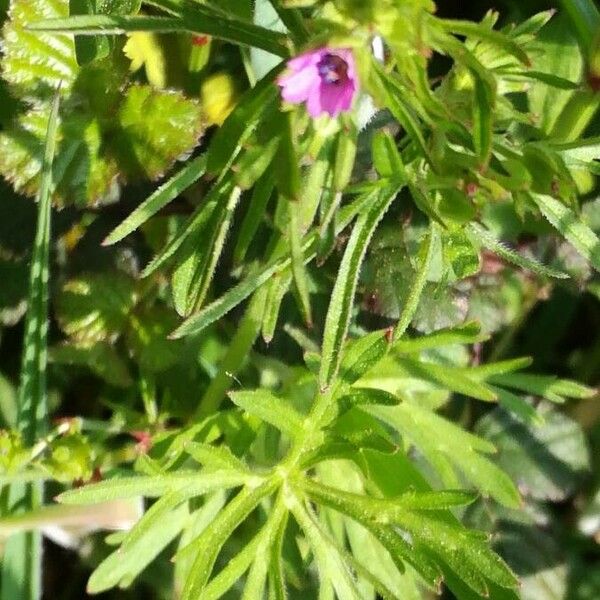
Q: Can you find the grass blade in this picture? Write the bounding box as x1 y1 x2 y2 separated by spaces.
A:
29 3 289 57
1 89 61 600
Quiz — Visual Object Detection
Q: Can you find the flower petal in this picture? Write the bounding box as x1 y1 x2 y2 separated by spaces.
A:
306 80 325 117
318 81 356 116
279 65 319 104
287 49 325 72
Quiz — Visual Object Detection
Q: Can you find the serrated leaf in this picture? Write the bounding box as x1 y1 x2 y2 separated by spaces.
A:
112 85 204 181
2 0 78 97
55 272 136 343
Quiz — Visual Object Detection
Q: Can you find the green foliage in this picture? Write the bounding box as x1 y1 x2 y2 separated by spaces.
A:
0 0 598 599
1 90 61 600
0 0 204 206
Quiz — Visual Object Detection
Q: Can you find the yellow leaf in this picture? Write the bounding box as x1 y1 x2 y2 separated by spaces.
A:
123 32 167 89
200 72 237 126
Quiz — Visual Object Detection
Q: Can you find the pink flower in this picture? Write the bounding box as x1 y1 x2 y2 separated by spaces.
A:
277 48 358 118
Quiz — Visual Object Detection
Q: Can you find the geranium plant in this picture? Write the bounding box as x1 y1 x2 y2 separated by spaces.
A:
0 0 598 599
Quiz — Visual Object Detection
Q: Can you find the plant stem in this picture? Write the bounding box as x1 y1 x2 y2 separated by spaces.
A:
195 289 267 419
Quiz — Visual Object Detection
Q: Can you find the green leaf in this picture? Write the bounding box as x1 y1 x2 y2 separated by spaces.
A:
267 508 288 600
488 385 543 426
179 479 279 599
489 372 596 403
145 176 228 278
184 442 249 473
288 495 363 600
471 70 495 165
70 1 108 65
299 477 442 589
55 272 136 343
337 388 399 416
173 186 241 316
200 520 270 600
394 322 487 354
472 361 535 384
393 489 478 510
103 155 207 245
468 222 569 278
370 404 521 507
0 9 204 206
561 0 600 51
1 89 61 600
436 17 531 65
29 1 290 57
2 0 78 97
398 358 497 402
443 229 481 279
319 186 400 389
299 478 517 594
113 85 204 180
532 193 600 272
375 66 433 166
338 330 390 386
289 199 313 326
87 498 188 593
49 341 132 387
171 188 380 338
57 471 251 504
233 172 274 266
240 502 287 600
229 389 304 436
394 223 440 342
477 404 591 501
528 17 583 135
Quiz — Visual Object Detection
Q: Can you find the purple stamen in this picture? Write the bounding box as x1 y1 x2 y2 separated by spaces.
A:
317 54 349 85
